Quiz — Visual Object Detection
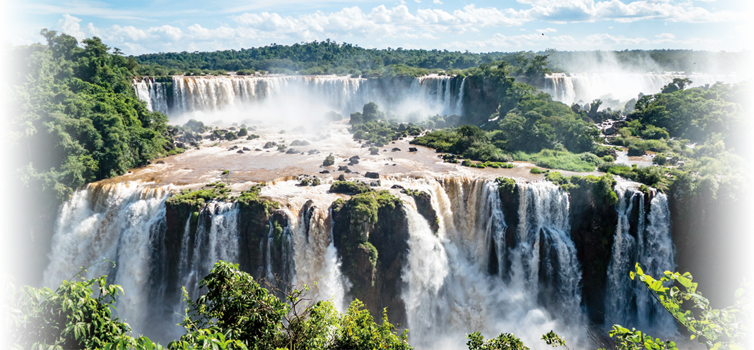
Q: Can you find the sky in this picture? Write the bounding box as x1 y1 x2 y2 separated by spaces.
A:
2 0 753 56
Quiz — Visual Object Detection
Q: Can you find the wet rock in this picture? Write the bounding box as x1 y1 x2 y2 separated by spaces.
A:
263 141 277 149
408 147 418 152
392 148 401 152
344 168 352 173
290 139 310 146
156 160 165 164
176 142 186 149
338 165 350 172
286 148 301 154
320 170 330 174
255 148 262 151
308 149 320 155
338 174 346 181
243 147 251 151
369 181 380 187
391 184 404 189
365 172 379 179
349 155 360 161
237 150 244 154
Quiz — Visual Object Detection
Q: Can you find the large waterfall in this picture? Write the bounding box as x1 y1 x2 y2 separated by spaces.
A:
543 72 738 106
42 175 676 348
398 178 582 348
606 181 676 332
134 74 464 120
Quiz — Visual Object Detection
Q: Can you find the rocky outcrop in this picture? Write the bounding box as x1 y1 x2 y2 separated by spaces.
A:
331 191 409 326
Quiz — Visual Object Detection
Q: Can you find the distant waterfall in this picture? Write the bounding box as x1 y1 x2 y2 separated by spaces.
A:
133 77 169 114
134 74 464 119
543 72 738 105
399 178 582 348
606 181 676 332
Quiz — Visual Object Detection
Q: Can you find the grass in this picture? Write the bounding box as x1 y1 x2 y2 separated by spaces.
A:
514 149 602 172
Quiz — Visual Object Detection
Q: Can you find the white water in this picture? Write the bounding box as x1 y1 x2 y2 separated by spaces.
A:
43 182 168 334
606 181 677 332
399 178 582 349
135 74 463 122
43 176 677 346
544 72 738 106
133 78 169 114
290 204 350 312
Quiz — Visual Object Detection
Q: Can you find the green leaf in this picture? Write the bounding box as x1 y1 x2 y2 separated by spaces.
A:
733 288 745 301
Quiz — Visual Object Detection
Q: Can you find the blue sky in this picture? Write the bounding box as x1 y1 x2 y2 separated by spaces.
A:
4 0 753 55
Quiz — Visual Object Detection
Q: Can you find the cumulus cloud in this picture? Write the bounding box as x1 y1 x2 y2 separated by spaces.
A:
56 14 85 41
433 0 443 3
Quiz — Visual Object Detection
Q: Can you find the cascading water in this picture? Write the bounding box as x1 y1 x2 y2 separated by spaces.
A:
543 72 738 106
606 181 677 332
290 203 350 311
133 77 169 114
398 178 583 348
135 74 464 119
43 182 169 335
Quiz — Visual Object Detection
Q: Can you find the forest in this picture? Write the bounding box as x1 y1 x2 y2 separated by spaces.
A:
134 40 748 76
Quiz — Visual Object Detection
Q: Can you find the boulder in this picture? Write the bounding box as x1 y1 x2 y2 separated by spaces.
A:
320 170 330 174
308 149 320 155
237 150 244 154
243 147 251 151
338 174 346 181
286 148 300 154
365 172 380 179
408 147 418 152
338 165 350 171
392 148 401 152
255 148 262 151
391 184 404 189
156 160 165 164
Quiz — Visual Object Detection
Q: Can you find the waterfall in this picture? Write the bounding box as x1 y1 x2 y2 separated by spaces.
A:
133 78 169 114
133 74 464 120
606 181 677 333
290 203 350 311
399 178 582 348
456 77 465 115
637 193 676 332
43 182 168 335
543 72 739 106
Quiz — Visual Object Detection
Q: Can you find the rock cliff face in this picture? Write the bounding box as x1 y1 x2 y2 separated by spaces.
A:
331 192 409 326
567 182 619 324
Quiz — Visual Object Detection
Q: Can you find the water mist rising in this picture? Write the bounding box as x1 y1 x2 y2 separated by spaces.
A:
398 178 583 349
135 75 464 126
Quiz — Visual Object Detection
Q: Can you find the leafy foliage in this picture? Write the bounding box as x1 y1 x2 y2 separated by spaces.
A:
8 271 160 350
632 264 748 349
332 300 411 350
11 30 171 203
466 331 529 350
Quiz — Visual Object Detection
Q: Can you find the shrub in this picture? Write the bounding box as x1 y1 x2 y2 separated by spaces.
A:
238 128 248 137
329 181 373 195
653 154 668 165
530 167 544 174
323 155 335 166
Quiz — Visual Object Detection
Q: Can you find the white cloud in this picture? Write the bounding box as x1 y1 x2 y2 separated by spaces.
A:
522 0 738 23
433 0 443 3
655 32 675 39
56 14 85 41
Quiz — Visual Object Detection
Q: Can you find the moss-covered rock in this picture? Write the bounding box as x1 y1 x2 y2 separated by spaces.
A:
404 188 439 234
329 180 373 195
331 190 407 325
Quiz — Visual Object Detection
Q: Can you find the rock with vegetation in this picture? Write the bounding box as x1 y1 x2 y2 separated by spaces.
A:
331 190 408 325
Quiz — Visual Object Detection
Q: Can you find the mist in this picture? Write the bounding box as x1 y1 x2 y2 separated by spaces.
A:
541 50 751 109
